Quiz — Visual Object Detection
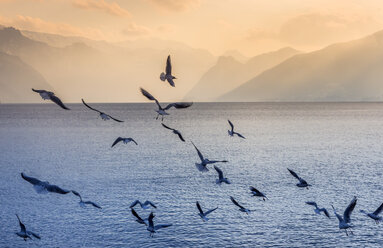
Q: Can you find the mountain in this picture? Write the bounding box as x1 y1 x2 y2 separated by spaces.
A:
0 51 53 103
222 50 248 63
219 30 383 102
185 47 300 101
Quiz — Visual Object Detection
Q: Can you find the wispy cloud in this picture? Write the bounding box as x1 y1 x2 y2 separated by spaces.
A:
121 22 151 37
146 0 199 12
72 0 131 17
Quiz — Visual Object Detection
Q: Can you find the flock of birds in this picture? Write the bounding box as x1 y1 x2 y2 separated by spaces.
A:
14 55 382 242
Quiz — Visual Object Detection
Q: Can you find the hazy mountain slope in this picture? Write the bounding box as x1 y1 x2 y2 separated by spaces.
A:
0 51 53 103
220 30 383 102
185 47 299 101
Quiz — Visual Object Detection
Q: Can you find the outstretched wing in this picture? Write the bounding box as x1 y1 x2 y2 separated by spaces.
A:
206 160 228 164
129 200 141 208
305 201 317 207
71 190 81 199
214 165 223 179
373 202 383 216
107 115 124 123
177 132 185 142
154 224 172 230
111 137 124 148
16 214 26 233
191 142 204 162
344 197 357 223
165 55 172 75
84 201 102 209
82 99 101 113
235 132 246 139
21 173 42 185
250 186 262 195
322 208 330 218
162 123 174 131
230 196 244 209
163 102 193 110
287 168 300 180
50 95 70 110
205 207 218 216
196 201 204 214
32 88 45 94
46 184 70 194
228 120 234 132
131 209 144 222
144 201 157 209
27 231 41 239
128 138 138 145
140 88 161 108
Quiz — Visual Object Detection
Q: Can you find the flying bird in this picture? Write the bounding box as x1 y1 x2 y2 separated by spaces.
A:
161 123 185 142
191 142 228 172
140 88 192 121
332 196 357 236
147 212 172 237
196 201 218 222
21 173 70 194
129 200 157 210
249 186 267 201
360 202 383 224
15 215 40 241
82 99 123 122
32 89 69 110
111 137 138 148
306 201 330 218
214 165 231 184
230 196 252 214
71 190 101 209
227 120 245 139
160 55 176 87
131 208 148 226
287 168 311 188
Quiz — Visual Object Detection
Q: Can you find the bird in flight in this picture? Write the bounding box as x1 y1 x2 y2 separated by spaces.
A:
332 196 357 236
131 208 149 226
111 137 138 148
230 196 252 214
71 190 102 209
21 173 71 195
32 89 69 110
140 88 192 121
227 120 245 139
196 201 218 222
360 202 383 224
160 55 176 87
15 214 41 241
287 168 311 188
249 186 267 201
191 142 228 172
306 201 330 218
129 200 157 210
82 99 123 122
146 212 172 237
161 123 185 142
214 165 231 184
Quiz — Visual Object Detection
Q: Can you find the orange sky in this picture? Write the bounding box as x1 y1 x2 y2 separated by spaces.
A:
1 0 383 55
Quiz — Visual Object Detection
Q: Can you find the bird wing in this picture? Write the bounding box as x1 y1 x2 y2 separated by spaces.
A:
165 55 172 75
84 201 102 209
144 201 157 209
140 88 161 109
148 212 155 228
107 115 124 123
131 208 144 222
206 160 228 164
129 200 141 208
373 202 383 216
177 132 185 142
50 95 70 110
235 132 246 139
250 186 261 195
214 165 224 179
46 184 70 194
163 102 193 110
154 224 172 230
27 231 41 239
191 142 204 162
230 196 244 209
16 215 26 233
205 207 218 216
21 173 42 185
228 120 234 132
166 77 175 87
161 123 174 131
332 205 343 222
196 201 204 214
111 137 124 148
129 138 138 145
344 197 357 223
305 201 317 207
82 99 101 113
71 190 81 199
322 208 330 218
287 168 300 180
32 88 45 93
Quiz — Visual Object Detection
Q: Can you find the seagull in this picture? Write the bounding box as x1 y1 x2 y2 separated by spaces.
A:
160 55 176 87
306 201 330 218
15 214 40 241
82 99 123 122
227 120 245 139
32 89 69 110
131 208 148 226
230 196 252 214
249 186 267 201
147 212 172 237
21 173 70 194
161 123 185 142
332 196 357 236
360 202 383 224
111 137 138 148
214 165 231 184
196 201 218 221
140 88 192 121
287 168 311 188
71 190 101 209
191 142 228 172
129 200 157 210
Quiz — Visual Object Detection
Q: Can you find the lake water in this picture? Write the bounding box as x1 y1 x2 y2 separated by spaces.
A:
0 102 382 247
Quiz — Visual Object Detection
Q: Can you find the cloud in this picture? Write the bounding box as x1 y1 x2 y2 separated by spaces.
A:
146 0 199 12
72 0 131 17
0 15 105 40
121 22 151 37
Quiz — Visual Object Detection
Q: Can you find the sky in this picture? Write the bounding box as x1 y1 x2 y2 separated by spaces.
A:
1 0 383 56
